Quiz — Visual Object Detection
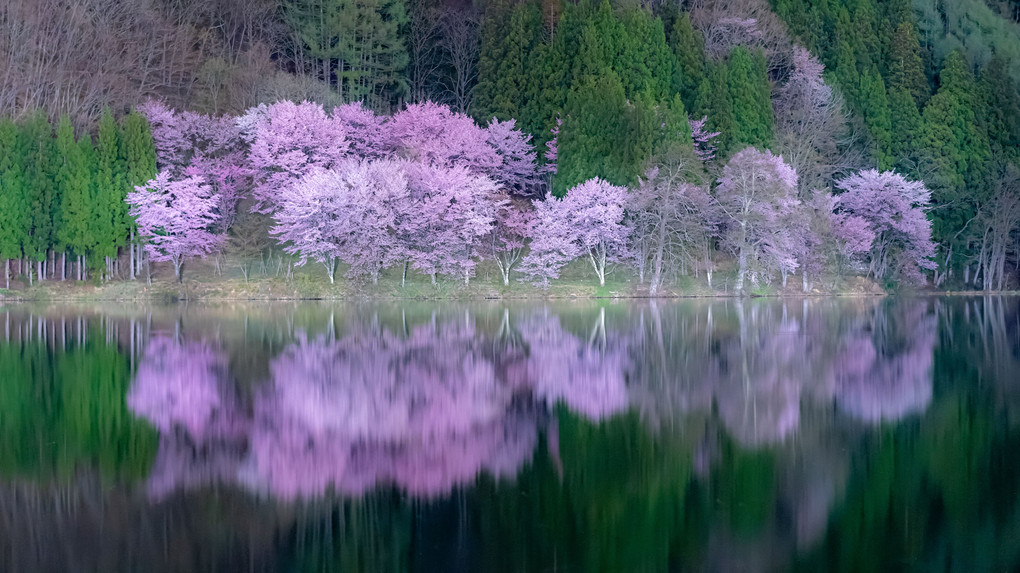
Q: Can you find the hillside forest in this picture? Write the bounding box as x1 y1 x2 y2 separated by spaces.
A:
1 0 1020 293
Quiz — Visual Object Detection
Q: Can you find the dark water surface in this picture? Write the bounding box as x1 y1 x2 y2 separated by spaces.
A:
1 297 1018 572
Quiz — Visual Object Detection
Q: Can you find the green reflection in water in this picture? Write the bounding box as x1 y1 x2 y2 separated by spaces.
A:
0 328 157 483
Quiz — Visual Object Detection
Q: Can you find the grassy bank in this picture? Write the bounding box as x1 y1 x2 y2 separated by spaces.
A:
0 256 888 302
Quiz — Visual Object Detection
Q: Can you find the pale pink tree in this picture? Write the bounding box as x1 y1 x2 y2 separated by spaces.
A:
332 101 391 158
772 46 858 197
543 117 561 175
715 147 801 293
688 115 721 163
246 321 538 499
519 309 631 421
127 337 236 439
272 160 408 284
388 102 540 196
397 163 499 285
628 163 718 294
834 170 936 284
127 171 223 281
519 178 630 287
484 197 534 286
830 301 935 422
484 117 541 196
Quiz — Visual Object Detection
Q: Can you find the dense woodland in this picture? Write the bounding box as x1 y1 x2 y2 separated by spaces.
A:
1 0 1020 292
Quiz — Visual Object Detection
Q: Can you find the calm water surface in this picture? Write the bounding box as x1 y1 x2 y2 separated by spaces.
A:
0 297 1018 572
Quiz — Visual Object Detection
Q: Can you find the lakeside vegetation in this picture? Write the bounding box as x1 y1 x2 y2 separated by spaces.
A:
1 0 1019 297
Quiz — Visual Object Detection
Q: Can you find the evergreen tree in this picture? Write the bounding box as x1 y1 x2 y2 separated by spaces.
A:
571 1 624 81
56 116 95 275
284 0 409 109
850 0 879 75
21 113 58 274
473 0 539 123
667 11 705 111
555 72 630 195
119 110 158 279
979 57 1020 162
119 111 157 189
916 51 992 256
725 47 773 151
832 7 861 105
0 120 28 286
693 62 734 155
885 21 929 108
888 87 923 167
617 8 673 101
94 108 125 264
858 68 894 170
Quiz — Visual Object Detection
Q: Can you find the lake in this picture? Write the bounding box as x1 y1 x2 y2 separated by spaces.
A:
0 297 1017 572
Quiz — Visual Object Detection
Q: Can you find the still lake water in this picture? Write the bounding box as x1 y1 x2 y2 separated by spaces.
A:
0 297 1018 572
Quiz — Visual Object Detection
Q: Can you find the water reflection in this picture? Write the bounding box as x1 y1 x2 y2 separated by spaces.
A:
0 298 1017 572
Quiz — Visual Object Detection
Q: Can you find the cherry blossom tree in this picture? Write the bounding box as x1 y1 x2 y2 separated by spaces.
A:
272 161 408 284
485 118 542 196
140 100 250 231
628 163 718 294
397 163 499 285
715 147 801 293
518 309 631 421
127 171 222 281
332 101 391 158
389 101 499 170
484 198 534 286
772 46 858 197
688 115 721 163
834 170 936 284
389 102 540 196
238 100 352 212
519 178 629 287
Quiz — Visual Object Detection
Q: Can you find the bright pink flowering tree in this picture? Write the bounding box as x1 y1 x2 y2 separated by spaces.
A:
389 101 499 169
332 102 391 158
834 170 936 284
239 100 352 212
139 100 249 231
520 178 630 287
715 147 801 293
127 171 222 281
272 160 408 284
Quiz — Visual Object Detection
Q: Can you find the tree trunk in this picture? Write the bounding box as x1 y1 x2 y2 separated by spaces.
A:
130 232 135 280
802 268 810 293
649 220 665 296
736 244 747 295
402 261 408 288
3 259 7 290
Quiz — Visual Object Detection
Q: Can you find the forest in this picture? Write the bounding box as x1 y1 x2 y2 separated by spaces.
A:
1 0 1019 293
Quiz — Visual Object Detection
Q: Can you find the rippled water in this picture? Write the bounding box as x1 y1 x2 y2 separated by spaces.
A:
0 297 1017 572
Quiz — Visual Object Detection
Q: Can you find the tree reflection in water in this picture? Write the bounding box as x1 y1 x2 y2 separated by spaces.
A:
1 298 1017 572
